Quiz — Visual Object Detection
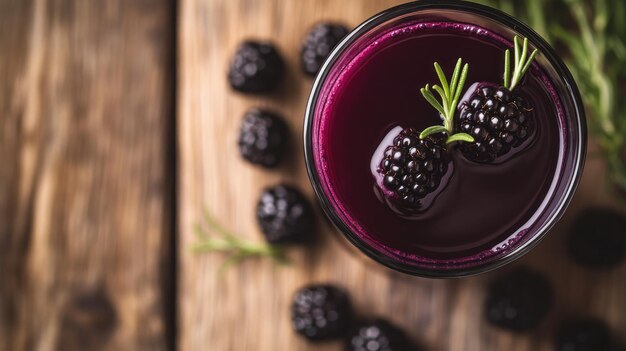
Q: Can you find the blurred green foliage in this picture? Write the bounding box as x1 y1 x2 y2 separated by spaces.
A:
471 0 626 195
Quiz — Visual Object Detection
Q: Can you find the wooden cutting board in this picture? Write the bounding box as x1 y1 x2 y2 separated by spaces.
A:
178 0 626 350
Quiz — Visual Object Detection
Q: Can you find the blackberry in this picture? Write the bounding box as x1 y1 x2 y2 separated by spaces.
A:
227 41 285 93
301 22 349 76
256 185 314 244
485 267 554 331
457 83 534 162
567 208 626 269
378 128 448 206
457 36 538 163
238 108 288 168
556 319 611 351
291 284 351 341
345 320 413 351
376 58 474 207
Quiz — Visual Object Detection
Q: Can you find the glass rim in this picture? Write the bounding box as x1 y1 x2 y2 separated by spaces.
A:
303 0 587 278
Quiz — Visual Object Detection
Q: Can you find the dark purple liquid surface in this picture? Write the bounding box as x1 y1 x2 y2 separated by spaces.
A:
313 22 564 263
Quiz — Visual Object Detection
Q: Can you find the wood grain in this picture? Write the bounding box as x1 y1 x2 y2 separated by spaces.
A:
0 0 175 350
178 0 626 350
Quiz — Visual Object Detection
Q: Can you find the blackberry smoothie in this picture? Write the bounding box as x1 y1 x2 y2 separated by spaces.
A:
304 3 585 276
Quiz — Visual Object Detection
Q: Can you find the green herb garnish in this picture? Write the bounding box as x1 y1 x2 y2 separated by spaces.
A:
420 58 475 144
192 209 288 272
504 36 538 90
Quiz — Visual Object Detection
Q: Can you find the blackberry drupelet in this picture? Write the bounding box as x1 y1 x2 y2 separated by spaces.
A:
238 108 288 168
256 185 314 244
485 267 554 331
457 36 538 163
291 284 351 341
457 83 534 162
227 41 285 93
345 320 413 351
567 208 626 269
379 128 448 205
301 22 349 76
556 319 611 351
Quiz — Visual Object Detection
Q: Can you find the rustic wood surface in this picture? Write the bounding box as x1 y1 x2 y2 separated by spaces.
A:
178 1 626 351
0 0 175 350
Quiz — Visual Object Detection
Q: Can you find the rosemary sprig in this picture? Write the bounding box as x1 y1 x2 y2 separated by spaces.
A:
504 36 538 90
192 209 288 272
556 0 626 191
420 58 475 144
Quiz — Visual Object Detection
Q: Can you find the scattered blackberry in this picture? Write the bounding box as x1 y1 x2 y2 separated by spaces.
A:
485 267 554 331
457 83 534 162
291 284 351 341
457 36 538 163
378 128 448 206
301 22 349 76
567 208 626 269
556 319 611 351
256 185 314 244
238 108 288 168
227 41 285 93
345 320 413 351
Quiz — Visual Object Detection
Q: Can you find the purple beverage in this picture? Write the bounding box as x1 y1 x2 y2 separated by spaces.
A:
304 3 586 277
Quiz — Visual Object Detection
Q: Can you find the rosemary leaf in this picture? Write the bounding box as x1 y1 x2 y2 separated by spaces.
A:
192 210 289 270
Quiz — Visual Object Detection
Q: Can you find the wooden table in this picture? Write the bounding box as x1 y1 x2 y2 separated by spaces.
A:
1 0 625 350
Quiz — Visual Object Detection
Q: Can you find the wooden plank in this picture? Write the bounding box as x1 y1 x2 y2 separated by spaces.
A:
0 0 175 350
177 0 626 350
